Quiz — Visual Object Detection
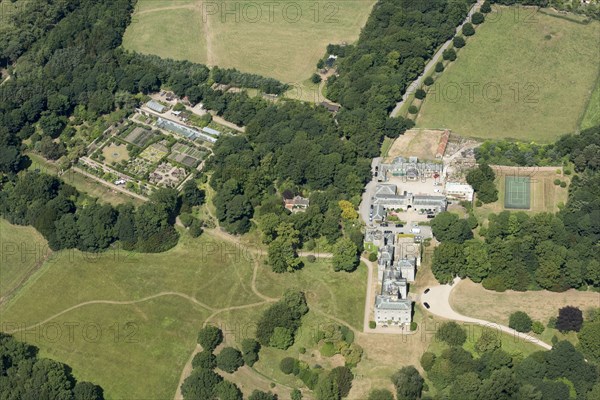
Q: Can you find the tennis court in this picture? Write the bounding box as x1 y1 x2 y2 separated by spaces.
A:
505 176 531 209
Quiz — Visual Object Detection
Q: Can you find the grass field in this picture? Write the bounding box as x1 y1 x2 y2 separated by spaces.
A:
476 165 569 219
416 6 600 143
0 229 262 398
122 0 376 84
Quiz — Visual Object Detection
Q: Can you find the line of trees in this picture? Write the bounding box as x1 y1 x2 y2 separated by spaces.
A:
0 171 194 252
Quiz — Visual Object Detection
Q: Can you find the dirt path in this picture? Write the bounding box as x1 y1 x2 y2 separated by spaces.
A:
362 257 376 333
197 2 215 66
174 343 202 400
420 278 552 350
6 291 216 334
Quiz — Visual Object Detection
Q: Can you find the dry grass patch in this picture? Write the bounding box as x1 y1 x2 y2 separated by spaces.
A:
450 279 600 326
386 129 444 161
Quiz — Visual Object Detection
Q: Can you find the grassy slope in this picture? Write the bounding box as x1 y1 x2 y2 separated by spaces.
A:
254 258 367 330
416 6 600 143
122 0 376 83
0 220 49 299
0 229 261 398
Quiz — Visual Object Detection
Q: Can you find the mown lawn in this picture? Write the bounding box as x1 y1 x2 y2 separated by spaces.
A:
416 6 600 142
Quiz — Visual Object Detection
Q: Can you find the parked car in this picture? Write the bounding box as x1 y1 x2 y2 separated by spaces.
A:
424 288 430 294
381 223 389 227
395 223 404 228
423 302 430 309
434 189 441 193
427 214 435 219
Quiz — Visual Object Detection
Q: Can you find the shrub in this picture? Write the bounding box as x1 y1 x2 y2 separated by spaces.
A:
368 252 377 262
198 326 223 351
180 212 194 227
509 311 533 333
554 179 561 185
306 254 317 263
291 388 303 400
564 169 571 175
189 219 203 238
471 12 485 25
560 181 567 188
578 321 600 362
192 350 217 370
453 36 466 48
475 329 501 353
435 62 445 73
368 389 394 400
216 347 244 373
280 357 297 375
415 89 426 100
320 342 337 357
369 321 376 329
410 322 418 331
463 23 475 36
481 1 491 13
248 390 277 400
340 325 354 344
475 200 483 207
299 347 306 354
241 338 260 367
310 73 322 84
482 275 507 292
436 322 467 346
331 366 354 398
442 48 457 62
556 306 583 332
408 105 419 114
420 352 436 371
424 76 434 86
547 316 557 329
532 321 545 334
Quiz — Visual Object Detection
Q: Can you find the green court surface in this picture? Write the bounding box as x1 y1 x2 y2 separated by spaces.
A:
505 176 531 209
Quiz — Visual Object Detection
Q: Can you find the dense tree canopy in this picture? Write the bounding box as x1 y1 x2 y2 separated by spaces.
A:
256 291 308 349
197 326 223 352
0 333 104 399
